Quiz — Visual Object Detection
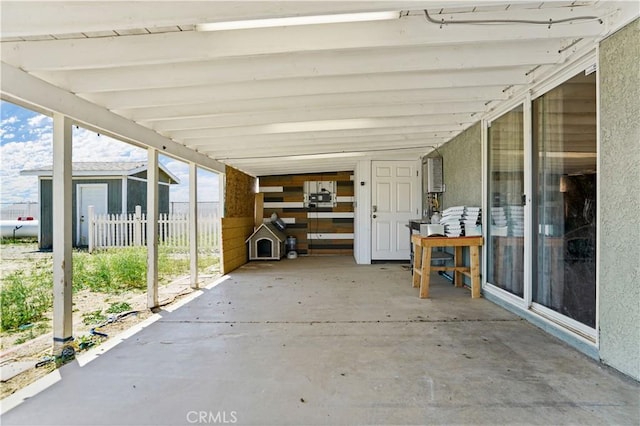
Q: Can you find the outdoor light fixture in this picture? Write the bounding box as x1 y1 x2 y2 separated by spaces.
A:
196 11 400 31
265 118 377 134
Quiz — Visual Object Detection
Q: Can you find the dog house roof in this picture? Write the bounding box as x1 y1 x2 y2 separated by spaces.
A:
246 223 286 243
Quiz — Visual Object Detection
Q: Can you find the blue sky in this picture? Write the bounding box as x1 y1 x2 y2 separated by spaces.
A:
1 101 219 204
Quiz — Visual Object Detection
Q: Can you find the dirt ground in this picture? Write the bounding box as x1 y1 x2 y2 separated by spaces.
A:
0 242 220 399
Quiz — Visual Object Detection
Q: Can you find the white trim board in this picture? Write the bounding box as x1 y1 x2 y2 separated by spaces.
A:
259 186 283 192
336 196 354 202
262 217 296 224
307 212 354 219
307 233 354 240
264 202 304 208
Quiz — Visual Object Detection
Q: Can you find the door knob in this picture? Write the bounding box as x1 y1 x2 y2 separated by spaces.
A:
373 214 377 219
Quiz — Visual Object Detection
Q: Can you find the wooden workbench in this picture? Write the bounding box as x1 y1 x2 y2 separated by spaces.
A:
411 235 484 299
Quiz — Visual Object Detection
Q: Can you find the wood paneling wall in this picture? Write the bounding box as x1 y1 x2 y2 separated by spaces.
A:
220 217 254 274
259 171 354 256
221 166 256 273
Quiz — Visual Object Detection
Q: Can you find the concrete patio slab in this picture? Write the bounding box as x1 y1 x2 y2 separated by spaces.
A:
0 363 37 383
1 257 638 425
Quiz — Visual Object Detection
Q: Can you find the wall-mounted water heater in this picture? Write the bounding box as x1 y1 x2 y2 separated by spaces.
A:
425 157 444 193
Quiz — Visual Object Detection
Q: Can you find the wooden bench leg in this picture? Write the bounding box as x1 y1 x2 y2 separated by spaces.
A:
412 243 422 288
419 246 432 298
470 245 481 298
454 246 463 288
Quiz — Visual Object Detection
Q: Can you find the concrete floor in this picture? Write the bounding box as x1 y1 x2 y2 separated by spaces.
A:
2 257 638 425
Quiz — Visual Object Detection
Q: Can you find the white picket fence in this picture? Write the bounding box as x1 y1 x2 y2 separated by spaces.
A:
88 205 220 253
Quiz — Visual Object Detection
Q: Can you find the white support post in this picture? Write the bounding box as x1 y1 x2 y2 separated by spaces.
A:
189 162 199 289
52 113 73 353
219 173 226 219
147 149 159 309
218 173 225 254
121 177 128 214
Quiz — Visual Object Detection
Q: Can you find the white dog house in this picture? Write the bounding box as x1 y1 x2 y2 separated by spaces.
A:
246 223 286 260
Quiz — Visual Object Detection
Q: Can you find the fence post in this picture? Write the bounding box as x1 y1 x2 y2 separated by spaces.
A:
134 205 142 246
88 205 95 253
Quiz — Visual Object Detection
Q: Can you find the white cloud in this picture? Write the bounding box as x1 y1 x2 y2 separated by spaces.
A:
1 115 19 126
1 104 219 205
73 127 147 163
1 115 20 139
1 138 54 203
27 114 49 128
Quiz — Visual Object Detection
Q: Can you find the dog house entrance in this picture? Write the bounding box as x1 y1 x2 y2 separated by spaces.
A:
257 238 273 258
247 223 285 260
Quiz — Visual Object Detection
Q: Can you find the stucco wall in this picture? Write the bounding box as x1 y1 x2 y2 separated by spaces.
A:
426 123 482 283
598 18 640 380
428 122 482 209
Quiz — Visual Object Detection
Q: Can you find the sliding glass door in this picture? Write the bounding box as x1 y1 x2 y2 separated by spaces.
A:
532 72 597 329
485 68 598 334
487 106 525 297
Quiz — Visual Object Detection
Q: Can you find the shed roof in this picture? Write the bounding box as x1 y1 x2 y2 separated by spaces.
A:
21 161 180 184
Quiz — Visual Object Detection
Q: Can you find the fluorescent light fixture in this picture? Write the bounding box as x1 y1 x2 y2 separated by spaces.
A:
284 152 365 161
265 118 376 134
196 11 400 31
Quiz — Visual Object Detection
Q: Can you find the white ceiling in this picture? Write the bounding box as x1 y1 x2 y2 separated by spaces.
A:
1 1 637 177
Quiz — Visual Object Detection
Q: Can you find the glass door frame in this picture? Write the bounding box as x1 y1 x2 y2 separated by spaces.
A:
482 96 533 311
481 50 599 345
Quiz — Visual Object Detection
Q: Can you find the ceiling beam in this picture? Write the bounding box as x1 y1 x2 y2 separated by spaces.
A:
82 69 527 109
147 101 488 131
115 87 508 121
225 149 431 176
192 133 449 153
1 1 474 38
32 40 565 93
183 125 462 146
167 114 473 140
228 160 359 176
1 13 606 71
202 139 447 160
0 62 225 173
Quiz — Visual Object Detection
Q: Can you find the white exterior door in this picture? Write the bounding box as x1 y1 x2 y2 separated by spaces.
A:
371 161 418 260
77 184 108 246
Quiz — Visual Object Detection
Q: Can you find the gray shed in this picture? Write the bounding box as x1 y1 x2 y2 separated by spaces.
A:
21 161 179 249
246 223 286 260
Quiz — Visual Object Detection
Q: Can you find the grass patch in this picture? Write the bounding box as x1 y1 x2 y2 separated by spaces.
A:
76 334 106 351
106 301 132 314
13 323 50 345
81 302 133 328
82 310 107 326
156 247 219 284
0 237 38 245
73 248 146 292
0 262 53 332
2 244 219 333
